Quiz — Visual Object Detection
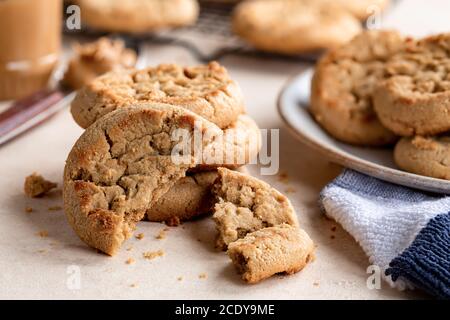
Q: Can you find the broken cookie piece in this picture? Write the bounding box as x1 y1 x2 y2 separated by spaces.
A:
63 37 136 90
212 168 299 250
227 224 315 284
24 173 57 198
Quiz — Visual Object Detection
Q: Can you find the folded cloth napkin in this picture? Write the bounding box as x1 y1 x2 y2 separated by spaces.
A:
320 169 450 299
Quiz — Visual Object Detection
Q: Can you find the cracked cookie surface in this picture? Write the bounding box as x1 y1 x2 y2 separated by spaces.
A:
77 0 199 33
71 61 245 129
232 0 362 55
374 33 450 136
311 30 404 146
63 103 220 255
212 168 299 250
394 135 450 180
228 224 315 284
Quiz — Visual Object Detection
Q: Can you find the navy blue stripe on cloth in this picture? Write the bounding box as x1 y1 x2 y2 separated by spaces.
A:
386 212 450 299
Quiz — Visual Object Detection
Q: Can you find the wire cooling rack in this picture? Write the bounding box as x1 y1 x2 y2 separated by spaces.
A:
64 1 319 63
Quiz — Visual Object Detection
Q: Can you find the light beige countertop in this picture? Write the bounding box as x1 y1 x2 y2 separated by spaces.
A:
0 0 446 299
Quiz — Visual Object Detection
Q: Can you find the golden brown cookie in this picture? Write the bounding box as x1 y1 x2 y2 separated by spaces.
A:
228 224 315 284
77 0 199 33
394 135 450 180
146 171 218 223
232 0 362 55
374 33 450 136
212 168 299 250
310 30 404 146
63 103 221 255
196 114 261 170
71 62 245 129
63 38 136 90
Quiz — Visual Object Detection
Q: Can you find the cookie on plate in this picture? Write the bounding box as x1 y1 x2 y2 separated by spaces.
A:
71 62 245 129
77 0 199 33
394 135 450 180
232 0 362 55
310 30 404 146
228 224 315 284
63 103 221 255
212 168 299 250
374 33 450 136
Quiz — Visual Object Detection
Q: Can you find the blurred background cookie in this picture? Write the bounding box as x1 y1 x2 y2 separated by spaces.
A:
232 0 362 55
63 37 137 90
77 0 199 33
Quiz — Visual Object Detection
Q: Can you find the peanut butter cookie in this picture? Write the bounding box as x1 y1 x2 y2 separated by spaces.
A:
232 0 362 55
228 224 315 284
24 173 57 198
146 171 218 223
71 62 245 129
196 114 261 170
311 30 404 146
212 168 299 250
374 33 450 136
63 38 136 90
394 135 450 180
63 103 221 255
77 0 199 33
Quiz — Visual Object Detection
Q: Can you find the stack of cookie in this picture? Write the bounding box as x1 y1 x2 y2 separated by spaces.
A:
232 0 390 55
63 61 315 283
311 30 450 181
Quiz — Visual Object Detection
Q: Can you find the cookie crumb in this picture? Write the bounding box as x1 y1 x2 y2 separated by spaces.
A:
25 206 33 213
277 172 289 183
130 283 138 288
156 228 169 240
37 249 47 253
24 173 57 198
177 276 183 281
143 250 165 260
48 206 62 211
313 281 320 287
37 230 48 238
135 233 145 240
165 216 181 227
126 258 135 265
126 246 133 251
198 273 207 280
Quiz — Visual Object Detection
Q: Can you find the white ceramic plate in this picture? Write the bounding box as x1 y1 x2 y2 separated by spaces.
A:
277 68 450 194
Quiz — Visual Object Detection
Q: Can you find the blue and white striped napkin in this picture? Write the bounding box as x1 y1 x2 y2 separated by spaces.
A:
320 169 450 299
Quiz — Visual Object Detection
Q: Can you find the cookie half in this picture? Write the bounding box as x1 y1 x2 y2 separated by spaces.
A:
63 103 221 255
71 62 245 129
212 168 299 250
310 30 404 146
374 33 450 136
77 0 199 33
232 0 362 55
394 135 450 180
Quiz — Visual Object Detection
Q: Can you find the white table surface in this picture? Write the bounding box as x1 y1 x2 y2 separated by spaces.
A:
1 0 447 299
